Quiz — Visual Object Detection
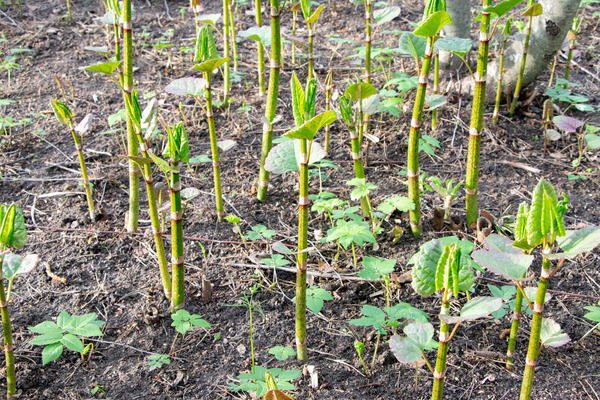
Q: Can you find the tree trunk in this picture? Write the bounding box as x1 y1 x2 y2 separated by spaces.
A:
448 0 580 100
440 0 471 70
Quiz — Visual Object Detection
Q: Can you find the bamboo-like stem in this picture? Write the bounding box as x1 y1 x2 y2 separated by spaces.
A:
506 276 525 371
307 22 315 81
564 18 579 86
295 138 309 361
432 51 439 131
223 0 231 100
229 0 239 71
431 289 451 400
348 122 371 218
519 255 551 399
257 0 281 202
465 0 491 228
202 75 225 221
292 10 297 64
492 36 508 126
122 0 140 233
66 0 72 21
362 0 372 146
509 4 534 116
407 36 434 237
191 0 200 36
548 55 558 89
324 69 333 153
68 126 95 220
0 251 16 399
255 0 265 96
170 160 184 310
126 115 172 300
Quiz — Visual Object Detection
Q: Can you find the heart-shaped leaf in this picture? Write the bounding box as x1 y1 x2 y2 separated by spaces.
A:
2 253 38 279
83 61 122 75
441 296 503 324
373 6 401 26
264 141 298 174
165 77 207 97
434 37 472 57
398 32 427 59
471 246 533 280
553 115 584 133
345 82 376 102
239 26 271 47
540 318 570 347
193 58 228 73
585 133 600 150
521 3 543 17
284 110 336 141
413 11 452 38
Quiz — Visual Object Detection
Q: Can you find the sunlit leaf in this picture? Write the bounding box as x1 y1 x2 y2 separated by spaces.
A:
164 77 207 97
440 296 503 324
413 11 452 38
540 318 570 347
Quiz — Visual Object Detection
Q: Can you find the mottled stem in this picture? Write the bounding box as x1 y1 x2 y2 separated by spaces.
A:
0 252 15 399
203 74 225 221
170 160 184 311
492 36 508 126
431 290 451 400
69 126 95 220
509 11 533 116
295 138 309 361
506 277 525 371
465 0 491 227
255 0 265 96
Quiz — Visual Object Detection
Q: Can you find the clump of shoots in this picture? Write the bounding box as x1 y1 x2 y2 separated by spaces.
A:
0 204 38 398
256 0 283 202
339 82 377 218
427 177 463 221
225 214 247 247
300 0 326 80
228 0 238 71
265 72 335 361
170 309 211 351
323 68 334 153
50 100 95 221
509 1 543 116
406 1 452 236
399 238 502 399
472 179 600 400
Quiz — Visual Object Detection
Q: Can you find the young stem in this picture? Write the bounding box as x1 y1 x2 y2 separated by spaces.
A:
519 255 551 400
257 0 281 202
249 296 255 372
295 138 309 361
492 36 507 127
506 275 526 371
307 22 315 80
202 75 225 221
431 289 451 400
228 0 238 71
465 0 491 228
170 160 184 311
407 36 434 237
370 332 380 372
291 10 297 65
351 242 357 268
362 0 372 140
324 69 333 153
69 126 95 220
122 0 140 233
255 0 265 96
509 12 533 116
432 51 439 131
222 0 231 101
0 252 16 399
191 0 200 35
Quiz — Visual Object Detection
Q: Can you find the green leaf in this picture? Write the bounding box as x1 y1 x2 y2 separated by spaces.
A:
260 254 290 267
540 318 570 347
398 32 427 59
193 58 228 73
349 305 387 332
377 195 415 215
50 99 72 126
269 346 296 361
165 122 189 163
471 246 533 280
585 134 600 150
290 72 305 126
346 178 377 200
148 353 171 370
306 3 325 24
305 285 333 314
385 303 429 323
83 60 122 75
358 256 396 280
225 214 241 224
2 253 38 279
434 37 472 57
583 305 600 323
0 204 27 249
413 11 452 38
373 6 401 26
28 321 61 335
441 297 504 324
324 220 375 249
344 82 376 102
526 179 565 247
284 110 337 141
389 334 422 364
30 332 63 346
164 77 207 97
482 0 524 18
239 26 271 47
404 321 435 349
264 141 298 174
42 343 64 365
147 151 178 175
189 314 211 329
61 334 85 353
521 3 543 17
425 94 446 111
410 238 475 296
550 227 600 259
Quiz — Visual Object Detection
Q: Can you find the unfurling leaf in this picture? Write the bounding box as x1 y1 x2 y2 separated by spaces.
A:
413 11 453 38
82 60 122 75
50 99 73 126
0 204 27 249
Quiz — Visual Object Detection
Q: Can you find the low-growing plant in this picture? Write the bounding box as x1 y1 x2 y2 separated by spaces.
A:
225 214 247 247
323 218 375 267
398 239 502 399
427 177 463 221
229 365 301 397
471 179 600 399
147 353 170 370
0 204 38 398
50 100 95 221
268 346 296 361
29 311 105 365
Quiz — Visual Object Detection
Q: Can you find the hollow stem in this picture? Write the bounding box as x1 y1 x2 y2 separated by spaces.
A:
431 289 451 400
492 36 508 127
506 275 526 370
295 138 309 361
255 0 265 96
465 0 491 228
257 0 281 202
0 251 15 399
519 255 551 400
170 160 184 311
407 35 435 237
307 21 315 80
509 10 534 116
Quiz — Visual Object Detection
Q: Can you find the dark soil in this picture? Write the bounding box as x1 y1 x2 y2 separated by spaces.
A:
1 0 599 399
